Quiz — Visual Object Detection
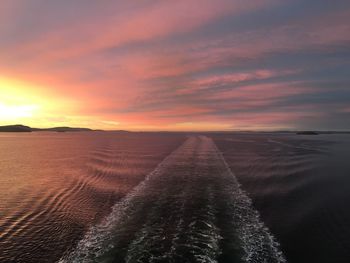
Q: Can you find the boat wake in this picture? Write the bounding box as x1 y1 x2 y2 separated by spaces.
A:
59 136 285 263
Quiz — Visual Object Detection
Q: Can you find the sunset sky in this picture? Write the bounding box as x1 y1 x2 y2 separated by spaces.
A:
0 0 349 131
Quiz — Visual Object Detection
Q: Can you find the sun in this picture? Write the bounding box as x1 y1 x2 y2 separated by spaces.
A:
0 76 42 123
0 103 39 120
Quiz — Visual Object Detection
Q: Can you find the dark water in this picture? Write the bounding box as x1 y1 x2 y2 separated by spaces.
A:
0 132 350 262
213 133 350 263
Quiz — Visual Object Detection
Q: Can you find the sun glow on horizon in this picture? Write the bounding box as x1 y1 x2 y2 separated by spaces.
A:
0 76 73 127
0 76 126 129
0 75 291 131
0 103 39 120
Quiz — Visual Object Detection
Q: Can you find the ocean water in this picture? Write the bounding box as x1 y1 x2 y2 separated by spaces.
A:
0 132 349 262
213 133 350 263
0 132 185 262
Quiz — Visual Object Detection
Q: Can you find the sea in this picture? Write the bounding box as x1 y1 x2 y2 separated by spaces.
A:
0 131 349 263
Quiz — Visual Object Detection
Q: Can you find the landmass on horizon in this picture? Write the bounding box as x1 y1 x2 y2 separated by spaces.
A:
1 124 349 135
0 124 94 132
0 124 129 133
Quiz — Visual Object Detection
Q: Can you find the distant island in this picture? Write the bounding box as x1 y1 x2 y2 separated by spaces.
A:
296 131 319 135
0 124 133 133
0 124 94 132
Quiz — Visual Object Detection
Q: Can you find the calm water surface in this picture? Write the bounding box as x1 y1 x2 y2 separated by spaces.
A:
0 132 349 263
0 132 185 262
213 133 350 263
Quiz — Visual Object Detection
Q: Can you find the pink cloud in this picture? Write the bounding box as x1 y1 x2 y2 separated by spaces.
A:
0 1 348 130
2 1 275 64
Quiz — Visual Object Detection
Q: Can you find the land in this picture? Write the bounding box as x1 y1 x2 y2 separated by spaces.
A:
296 131 319 135
0 124 94 132
1 125 349 134
0 125 33 132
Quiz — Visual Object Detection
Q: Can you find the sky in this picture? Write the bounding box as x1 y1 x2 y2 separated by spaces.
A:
0 0 349 131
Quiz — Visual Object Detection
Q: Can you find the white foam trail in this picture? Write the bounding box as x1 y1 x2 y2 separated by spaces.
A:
59 136 286 263
211 137 286 262
59 137 196 263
